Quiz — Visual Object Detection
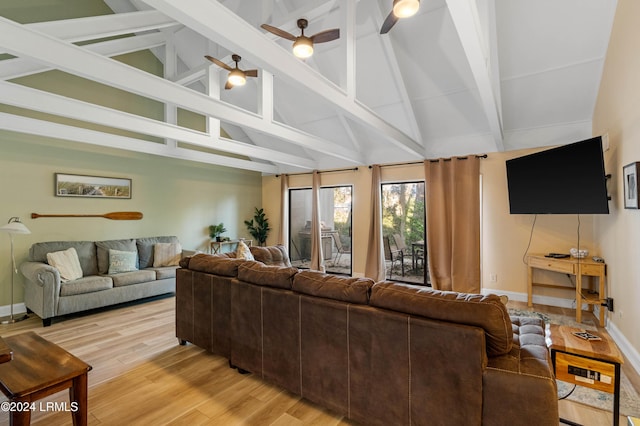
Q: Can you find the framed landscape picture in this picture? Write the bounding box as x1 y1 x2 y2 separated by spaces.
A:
55 173 132 199
623 162 640 209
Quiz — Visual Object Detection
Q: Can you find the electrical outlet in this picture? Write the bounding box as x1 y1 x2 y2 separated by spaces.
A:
489 273 497 283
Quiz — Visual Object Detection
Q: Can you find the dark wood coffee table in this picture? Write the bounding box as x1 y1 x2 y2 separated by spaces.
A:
0 332 91 426
548 324 623 426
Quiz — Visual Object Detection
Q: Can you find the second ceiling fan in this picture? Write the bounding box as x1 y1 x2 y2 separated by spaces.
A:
261 18 340 59
204 54 257 89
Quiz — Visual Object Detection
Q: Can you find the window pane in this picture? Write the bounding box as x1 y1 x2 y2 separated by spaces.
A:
289 186 352 275
381 181 429 285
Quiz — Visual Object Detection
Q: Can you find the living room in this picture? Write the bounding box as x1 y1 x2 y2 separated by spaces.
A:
2 0 640 424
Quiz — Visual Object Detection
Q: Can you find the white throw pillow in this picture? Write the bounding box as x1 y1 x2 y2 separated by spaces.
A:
108 249 138 274
47 247 83 282
236 240 254 261
153 242 182 267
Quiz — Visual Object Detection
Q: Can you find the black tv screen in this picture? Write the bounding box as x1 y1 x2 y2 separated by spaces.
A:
506 136 609 214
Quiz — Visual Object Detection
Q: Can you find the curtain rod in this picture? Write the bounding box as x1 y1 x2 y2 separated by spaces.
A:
368 154 488 169
275 166 359 178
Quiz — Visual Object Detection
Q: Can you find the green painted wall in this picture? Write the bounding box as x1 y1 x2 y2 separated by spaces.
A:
0 132 262 307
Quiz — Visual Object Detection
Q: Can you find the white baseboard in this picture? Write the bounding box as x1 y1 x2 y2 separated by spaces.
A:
0 302 27 317
607 320 640 378
483 288 639 377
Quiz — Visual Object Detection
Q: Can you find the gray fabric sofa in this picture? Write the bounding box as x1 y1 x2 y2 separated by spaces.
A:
20 236 187 326
176 252 559 426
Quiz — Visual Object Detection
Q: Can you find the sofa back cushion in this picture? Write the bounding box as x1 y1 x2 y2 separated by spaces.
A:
292 270 374 304
188 254 248 277
369 282 512 357
29 241 98 276
136 236 180 269
249 245 292 267
96 239 137 274
237 261 298 289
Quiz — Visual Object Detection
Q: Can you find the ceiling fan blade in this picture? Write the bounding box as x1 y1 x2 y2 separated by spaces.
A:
205 55 233 72
245 69 258 78
380 11 399 34
310 28 340 44
224 80 233 90
260 24 297 41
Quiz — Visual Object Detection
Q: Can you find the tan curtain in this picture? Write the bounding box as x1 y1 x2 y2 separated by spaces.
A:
424 157 480 293
310 170 325 272
277 174 289 245
365 165 385 282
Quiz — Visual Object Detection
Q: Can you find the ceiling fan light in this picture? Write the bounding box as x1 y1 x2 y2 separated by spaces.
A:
293 37 314 58
227 69 246 86
393 0 420 18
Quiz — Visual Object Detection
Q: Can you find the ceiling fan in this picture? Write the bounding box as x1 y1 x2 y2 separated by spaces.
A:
380 0 421 34
261 18 340 59
204 54 257 89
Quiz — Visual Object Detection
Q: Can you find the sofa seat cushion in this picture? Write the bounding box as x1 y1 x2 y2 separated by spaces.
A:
249 245 292 267
292 270 374 304
60 275 113 296
149 266 179 280
107 269 156 287
237 262 298 289
370 282 513 356
187 254 248 277
96 239 137 274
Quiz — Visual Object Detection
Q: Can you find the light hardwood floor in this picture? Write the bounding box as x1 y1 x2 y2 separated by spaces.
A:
0 297 636 425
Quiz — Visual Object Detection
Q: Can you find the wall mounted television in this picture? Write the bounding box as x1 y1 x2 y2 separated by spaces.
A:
506 136 610 214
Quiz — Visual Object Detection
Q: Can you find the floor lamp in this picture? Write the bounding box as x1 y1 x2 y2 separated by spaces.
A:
1 217 30 324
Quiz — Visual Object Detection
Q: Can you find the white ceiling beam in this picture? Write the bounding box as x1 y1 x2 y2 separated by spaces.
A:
0 32 166 80
445 0 504 151
0 81 315 169
373 3 424 145
141 0 424 158
0 16 358 164
0 112 277 174
23 10 176 43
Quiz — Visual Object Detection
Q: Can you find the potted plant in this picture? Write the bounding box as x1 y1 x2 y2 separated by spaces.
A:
244 208 270 246
208 223 227 242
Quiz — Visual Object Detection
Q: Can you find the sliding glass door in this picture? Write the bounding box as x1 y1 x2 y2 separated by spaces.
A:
288 186 352 275
381 181 429 285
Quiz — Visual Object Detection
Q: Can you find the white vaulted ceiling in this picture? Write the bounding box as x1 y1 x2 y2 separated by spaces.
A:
0 0 618 174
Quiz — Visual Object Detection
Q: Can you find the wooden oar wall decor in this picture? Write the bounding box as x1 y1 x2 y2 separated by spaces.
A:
31 212 143 220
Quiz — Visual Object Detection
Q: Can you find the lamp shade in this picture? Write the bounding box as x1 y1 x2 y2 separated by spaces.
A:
393 0 420 18
1 217 31 235
227 69 247 87
293 37 314 59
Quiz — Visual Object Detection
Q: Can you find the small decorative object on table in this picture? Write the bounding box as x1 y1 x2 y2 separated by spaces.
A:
209 223 227 242
572 330 602 341
570 248 589 258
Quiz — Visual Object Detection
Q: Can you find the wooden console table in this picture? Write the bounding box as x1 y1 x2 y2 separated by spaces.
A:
548 324 623 426
210 239 252 254
527 254 607 326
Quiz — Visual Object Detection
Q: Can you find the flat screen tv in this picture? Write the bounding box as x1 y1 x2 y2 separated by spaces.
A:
506 136 610 214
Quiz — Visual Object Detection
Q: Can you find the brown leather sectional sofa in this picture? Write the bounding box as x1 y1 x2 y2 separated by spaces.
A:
176 250 558 425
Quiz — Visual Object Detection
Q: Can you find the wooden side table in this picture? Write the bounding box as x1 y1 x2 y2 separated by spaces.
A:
0 332 91 426
527 254 607 326
547 324 623 426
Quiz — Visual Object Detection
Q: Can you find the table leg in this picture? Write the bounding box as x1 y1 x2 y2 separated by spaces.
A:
527 265 533 307
9 398 31 426
576 272 582 324
614 362 621 426
70 371 88 426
